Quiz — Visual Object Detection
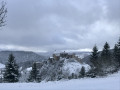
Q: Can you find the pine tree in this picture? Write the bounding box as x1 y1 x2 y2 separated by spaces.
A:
117 38 120 66
113 44 119 63
4 54 20 82
28 62 39 82
111 44 120 72
90 45 99 68
80 66 85 77
114 38 120 67
101 42 111 63
100 42 112 72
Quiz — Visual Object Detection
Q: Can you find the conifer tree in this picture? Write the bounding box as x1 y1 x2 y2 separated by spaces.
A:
114 38 120 66
80 66 85 77
101 42 111 63
28 62 39 82
113 44 119 63
112 44 120 71
4 54 20 82
90 45 99 68
117 38 120 66
100 42 112 70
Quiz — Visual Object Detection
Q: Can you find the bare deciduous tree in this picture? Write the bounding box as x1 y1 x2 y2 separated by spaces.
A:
0 1 7 28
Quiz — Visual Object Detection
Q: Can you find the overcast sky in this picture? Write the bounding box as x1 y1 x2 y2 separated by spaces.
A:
0 0 120 52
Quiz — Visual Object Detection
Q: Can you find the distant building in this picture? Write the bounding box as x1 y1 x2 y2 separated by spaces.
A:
48 57 54 63
52 51 82 63
53 54 60 60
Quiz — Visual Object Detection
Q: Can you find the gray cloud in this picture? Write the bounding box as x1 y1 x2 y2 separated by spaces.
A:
0 0 120 52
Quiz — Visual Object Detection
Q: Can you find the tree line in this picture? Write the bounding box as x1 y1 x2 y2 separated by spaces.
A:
90 38 120 76
1 37 120 83
2 54 86 83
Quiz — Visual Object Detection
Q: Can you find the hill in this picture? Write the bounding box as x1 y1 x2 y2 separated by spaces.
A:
0 51 47 69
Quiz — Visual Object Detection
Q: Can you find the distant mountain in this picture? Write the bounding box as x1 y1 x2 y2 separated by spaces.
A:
0 51 47 68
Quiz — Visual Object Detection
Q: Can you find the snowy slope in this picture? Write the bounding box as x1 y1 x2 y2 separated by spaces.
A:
63 59 90 75
37 58 91 81
0 71 120 90
0 63 5 68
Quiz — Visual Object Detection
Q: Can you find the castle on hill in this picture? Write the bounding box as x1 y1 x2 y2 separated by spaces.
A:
49 51 82 63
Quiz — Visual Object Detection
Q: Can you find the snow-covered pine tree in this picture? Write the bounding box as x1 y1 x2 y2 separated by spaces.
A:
80 66 85 78
28 62 39 82
113 44 119 67
4 54 20 82
110 44 120 73
101 42 111 65
116 38 120 66
90 45 99 68
90 45 101 75
100 42 114 74
113 44 119 61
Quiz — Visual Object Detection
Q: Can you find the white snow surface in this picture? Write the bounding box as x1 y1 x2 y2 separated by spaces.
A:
0 63 5 68
0 71 120 90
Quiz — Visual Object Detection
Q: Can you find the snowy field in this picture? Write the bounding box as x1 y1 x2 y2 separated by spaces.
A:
0 71 120 90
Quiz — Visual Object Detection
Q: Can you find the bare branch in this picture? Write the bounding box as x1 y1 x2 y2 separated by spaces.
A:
0 1 7 28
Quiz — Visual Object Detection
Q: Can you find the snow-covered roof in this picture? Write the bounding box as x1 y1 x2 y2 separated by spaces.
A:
0 63 5 68
26 67 32 71
50 57 53 58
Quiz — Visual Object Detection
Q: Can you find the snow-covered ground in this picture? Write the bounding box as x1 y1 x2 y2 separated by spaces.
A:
0 71 120 90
